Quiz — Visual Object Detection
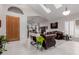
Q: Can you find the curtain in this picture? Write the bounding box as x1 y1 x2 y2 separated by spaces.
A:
65 21 75 37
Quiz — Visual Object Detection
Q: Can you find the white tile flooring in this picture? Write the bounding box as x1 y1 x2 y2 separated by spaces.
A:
2 39 79 55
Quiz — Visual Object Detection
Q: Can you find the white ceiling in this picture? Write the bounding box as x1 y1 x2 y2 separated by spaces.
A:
29 4 79 20
1 4 79 21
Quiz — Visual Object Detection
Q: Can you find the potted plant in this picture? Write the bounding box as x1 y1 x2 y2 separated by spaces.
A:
0 35 7 55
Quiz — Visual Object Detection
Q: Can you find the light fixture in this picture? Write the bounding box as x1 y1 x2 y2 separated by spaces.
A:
54 4 62 9
40 4 51 14
63 7 70 16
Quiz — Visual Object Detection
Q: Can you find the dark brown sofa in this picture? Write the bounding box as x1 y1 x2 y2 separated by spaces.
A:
45 31 64 40
31 34 56 49
40 34 56 49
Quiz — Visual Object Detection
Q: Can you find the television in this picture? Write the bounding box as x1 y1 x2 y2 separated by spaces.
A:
50 22 58 29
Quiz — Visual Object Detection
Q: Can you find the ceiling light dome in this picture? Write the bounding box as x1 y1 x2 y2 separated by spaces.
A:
63 10 70 16
63 7 70 16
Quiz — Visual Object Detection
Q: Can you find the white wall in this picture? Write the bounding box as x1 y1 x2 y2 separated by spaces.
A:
0 5 39 45
27 16 65 33
0 12 27 45
27 16 49 24
45 20 65 32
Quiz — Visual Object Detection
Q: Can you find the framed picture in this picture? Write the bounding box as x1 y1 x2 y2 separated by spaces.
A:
50 22 58 29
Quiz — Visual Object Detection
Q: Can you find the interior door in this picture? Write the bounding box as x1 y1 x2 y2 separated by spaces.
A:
6 15 20 42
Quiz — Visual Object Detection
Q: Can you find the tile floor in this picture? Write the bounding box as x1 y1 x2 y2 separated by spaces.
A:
2 39 79 55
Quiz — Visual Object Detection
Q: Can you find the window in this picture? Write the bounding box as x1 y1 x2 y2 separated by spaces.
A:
65 20 75 37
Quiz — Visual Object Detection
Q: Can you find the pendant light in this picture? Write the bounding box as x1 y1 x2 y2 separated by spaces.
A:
63 7 70 16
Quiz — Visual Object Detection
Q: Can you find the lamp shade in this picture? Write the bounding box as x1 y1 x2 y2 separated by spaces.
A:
63 10 70 16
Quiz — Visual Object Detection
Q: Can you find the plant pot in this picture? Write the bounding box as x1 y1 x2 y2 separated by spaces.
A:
0 52 2 55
